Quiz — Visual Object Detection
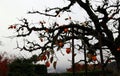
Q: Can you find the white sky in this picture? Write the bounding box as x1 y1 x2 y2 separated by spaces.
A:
0 0 89 73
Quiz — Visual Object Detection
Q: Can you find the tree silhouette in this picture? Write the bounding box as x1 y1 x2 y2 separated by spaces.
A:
9 0 120 73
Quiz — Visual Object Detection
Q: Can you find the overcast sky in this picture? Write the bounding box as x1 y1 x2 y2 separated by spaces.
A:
0 0 89 73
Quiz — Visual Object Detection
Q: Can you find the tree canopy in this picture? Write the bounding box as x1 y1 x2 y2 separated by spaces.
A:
9 0 120 72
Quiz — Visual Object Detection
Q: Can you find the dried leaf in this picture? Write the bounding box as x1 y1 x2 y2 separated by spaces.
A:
65 18 69 20
74 53 77 57
46 51 50 59
53 61 57 69
50 56 53 63
39 21 43 25
8 25 13 29
57 14 60 17
40 38 43 42
69 16 71 19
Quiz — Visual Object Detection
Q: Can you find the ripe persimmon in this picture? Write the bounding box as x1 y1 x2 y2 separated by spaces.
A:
45 61 50 67
64 28 68 32
66 48 71 54
117 47 120 51
41 55 47 61
92 55 97 61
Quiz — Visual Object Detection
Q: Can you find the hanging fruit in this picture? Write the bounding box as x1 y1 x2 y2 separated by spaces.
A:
53 61 57 69
42 55 47 61
64 28 68 33
66 48 71 54
117 47 120 51
92 55 97 61
45 61 50 67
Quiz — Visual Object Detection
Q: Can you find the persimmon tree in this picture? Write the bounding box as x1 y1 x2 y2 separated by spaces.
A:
9 0 120 72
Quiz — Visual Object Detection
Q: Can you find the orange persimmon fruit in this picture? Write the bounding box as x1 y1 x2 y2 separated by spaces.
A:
42 55 47 61
45 61 50 67
64 28 68 32
92 55 97 61
66 48 71 54
117 47 120 51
